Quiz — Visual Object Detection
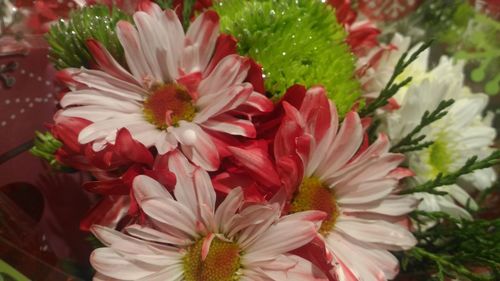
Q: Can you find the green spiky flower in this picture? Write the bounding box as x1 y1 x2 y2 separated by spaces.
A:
47 5 131 70
213 0 361 116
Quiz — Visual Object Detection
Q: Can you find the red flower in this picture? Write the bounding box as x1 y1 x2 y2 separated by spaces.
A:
327 0 382 56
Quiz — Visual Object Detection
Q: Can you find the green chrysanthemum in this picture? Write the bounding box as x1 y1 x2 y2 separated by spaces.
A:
47 5 131 70
213 0 361 116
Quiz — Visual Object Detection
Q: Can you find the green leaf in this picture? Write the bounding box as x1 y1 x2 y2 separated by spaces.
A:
403 211 500 281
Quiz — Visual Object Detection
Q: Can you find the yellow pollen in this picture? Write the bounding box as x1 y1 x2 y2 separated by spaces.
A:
183 236 241 281
290 177 339 236
143 83 196 129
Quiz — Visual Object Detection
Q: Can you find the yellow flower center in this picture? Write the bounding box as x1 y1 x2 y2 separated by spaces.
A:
290 177 339 236
143 83 196 129
183 236 241 281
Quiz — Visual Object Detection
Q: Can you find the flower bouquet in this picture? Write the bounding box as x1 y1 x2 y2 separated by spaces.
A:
2 0 499 280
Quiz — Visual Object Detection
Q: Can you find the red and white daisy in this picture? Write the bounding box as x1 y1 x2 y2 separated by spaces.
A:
90 151 327 281
57 2 271 171
275 86 417 281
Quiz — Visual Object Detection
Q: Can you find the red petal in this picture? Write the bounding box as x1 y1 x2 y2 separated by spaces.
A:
115 128 154 165
80 196 130 231
86 39 137 83
276 155 304 199
205 34 238 75
177 72 203 100
283 84 307 109
228 143 281 188
300 86 331 142
291 237 336 280
245 59 265 94
52 113 91 153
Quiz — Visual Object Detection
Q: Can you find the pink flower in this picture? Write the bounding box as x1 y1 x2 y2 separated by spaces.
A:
90 151 328 281
57 3 272 171
274 86 417 281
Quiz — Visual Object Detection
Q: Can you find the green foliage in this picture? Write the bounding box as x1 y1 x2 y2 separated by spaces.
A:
391 99 455 153
154 0 174 10
47 5 131 70
182 0 197 29
30 131 65 170
455 14 500 95
360 40 432 117
378 1 499 95
401 211 500 281
407 0 499 95
415 0 474 47
401 151 500 195
58 259 94 280
367 118 381 143
213 0 360 116
86 234 105 249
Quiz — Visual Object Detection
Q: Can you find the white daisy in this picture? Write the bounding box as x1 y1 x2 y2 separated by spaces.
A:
90 151 328 281
57 3 271 171
377 38 497 219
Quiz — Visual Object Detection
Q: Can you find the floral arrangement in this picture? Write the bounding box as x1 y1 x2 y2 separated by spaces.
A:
26 0 500 280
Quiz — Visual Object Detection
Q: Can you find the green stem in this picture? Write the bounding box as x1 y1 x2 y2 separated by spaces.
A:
411 247 493 281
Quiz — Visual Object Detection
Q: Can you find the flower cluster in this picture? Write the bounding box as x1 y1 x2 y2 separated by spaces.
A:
31 1 499 281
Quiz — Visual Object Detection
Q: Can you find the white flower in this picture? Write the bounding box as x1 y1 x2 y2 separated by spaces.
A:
90 151 327 281
57 3 271 171
377 37 497 219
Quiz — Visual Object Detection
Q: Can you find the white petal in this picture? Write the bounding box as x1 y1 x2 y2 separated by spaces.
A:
172 122 220 171
91 248 160 280
125 224 191 246
67 68 147 100
335 217 416 250
60 90 141 112
342 195 418 216
215 187 244 234
326 232 400 281
244 220 317 264
116 21 156 84
182 10 219 73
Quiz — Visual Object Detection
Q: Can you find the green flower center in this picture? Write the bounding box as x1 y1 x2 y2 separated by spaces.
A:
143 83 196 129
183 236 241 281
290 177 338 236
428 139 452 176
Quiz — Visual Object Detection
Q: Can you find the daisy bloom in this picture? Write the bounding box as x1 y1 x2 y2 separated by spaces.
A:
90 151 328 281
57 2 271 171
275 86 417 281
378 46 497 219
